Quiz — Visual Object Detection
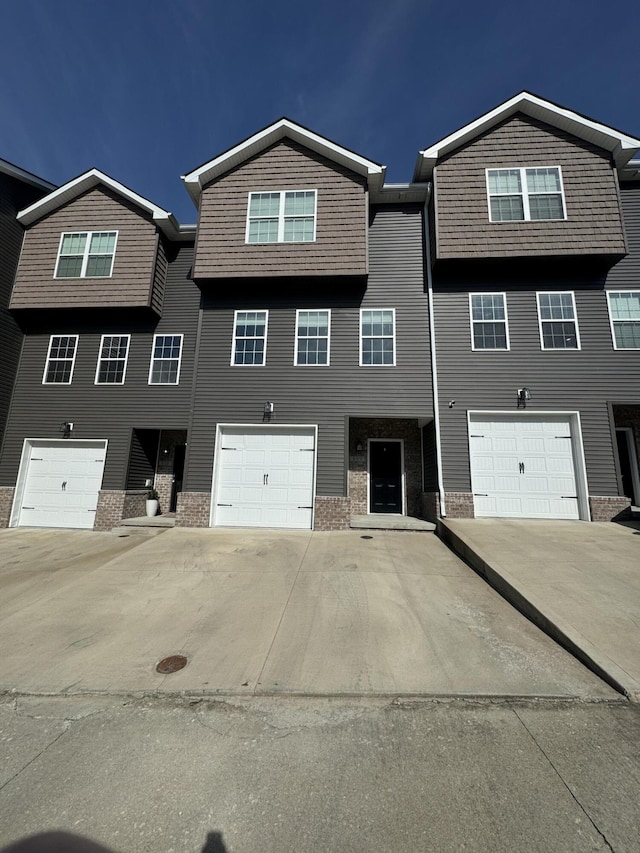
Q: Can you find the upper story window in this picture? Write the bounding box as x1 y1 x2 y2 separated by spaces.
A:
470 294 510 350
232 311 268 365
608 291 640 349
246 191 316 244
537 292 580 350
55 231 118 278
360 309 395 366
487 168 566 223
43 335 78 384
295 310 330 365
148 334 183 384
95 335 130 385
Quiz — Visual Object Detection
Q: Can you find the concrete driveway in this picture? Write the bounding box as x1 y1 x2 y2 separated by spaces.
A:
0 526 615 699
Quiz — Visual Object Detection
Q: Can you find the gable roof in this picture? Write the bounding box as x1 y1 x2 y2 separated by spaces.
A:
414 92 640 181
17 168 188 240
182 118 386 204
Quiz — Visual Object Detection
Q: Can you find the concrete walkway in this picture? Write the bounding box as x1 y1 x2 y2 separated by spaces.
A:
440 518 640 702
0 527 614 700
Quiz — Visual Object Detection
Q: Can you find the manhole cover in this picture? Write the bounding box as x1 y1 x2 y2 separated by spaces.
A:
156 655 188 674
360 535 373 540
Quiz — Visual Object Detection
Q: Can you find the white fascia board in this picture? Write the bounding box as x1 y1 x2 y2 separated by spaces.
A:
17 168 181 238
182 119 386 202
414 92 640 179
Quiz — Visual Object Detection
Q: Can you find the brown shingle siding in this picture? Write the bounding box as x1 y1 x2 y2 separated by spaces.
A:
194 139 368 278
435 114 626 259
10 186 162 311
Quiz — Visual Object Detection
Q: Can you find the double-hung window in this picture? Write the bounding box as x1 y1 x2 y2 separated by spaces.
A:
607 291 640 350
246 191 316 243
487 168 565 222
295 310 330 365
95 335 130 384
55 231 118 278
360 309 395 366
232 311 268 365
470 294 509 350
537 292 580 350
148 334 183 384
43 335 78 384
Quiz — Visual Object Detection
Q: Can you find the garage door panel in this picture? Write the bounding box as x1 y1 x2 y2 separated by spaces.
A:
214 427 316 529
469 415 580 520
17 441 106 529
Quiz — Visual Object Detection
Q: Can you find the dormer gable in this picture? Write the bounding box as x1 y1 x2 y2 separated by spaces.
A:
416 93 640 262
183 119 386 280
11 170 188 315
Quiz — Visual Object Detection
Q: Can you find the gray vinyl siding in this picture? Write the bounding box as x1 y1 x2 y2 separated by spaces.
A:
0 174 46 447
10 186 164 312
194 139 368 279
0 244 198 490
606 182 640 288
434 114 626 259
184 204 432 496
433 266 640 497
126 429 159 490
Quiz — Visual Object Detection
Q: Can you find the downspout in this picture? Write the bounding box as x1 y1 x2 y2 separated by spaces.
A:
423 193 446 518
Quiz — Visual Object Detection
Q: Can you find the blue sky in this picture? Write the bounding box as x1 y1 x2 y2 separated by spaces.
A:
1 0 637 224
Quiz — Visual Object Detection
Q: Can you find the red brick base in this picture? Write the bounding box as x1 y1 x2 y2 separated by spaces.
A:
314 496 351 530
0 487 15 528
176 492 211 527
421 491 440 522
589 495 631 521
444 492 475 519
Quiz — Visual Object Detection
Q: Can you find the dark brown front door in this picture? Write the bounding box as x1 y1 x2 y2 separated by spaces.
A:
369 441 402 514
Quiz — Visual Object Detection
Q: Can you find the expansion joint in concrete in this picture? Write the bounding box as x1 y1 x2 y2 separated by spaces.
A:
512 707 615 852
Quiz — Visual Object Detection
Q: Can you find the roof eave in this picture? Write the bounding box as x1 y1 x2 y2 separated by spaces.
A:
414 92 640 180
182 118 385 201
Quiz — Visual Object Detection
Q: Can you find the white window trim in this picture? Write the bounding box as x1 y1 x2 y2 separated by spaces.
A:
359 308 396 367
607 291 640 350
245 190 317 244
486 167 566 223
536 291 581 351
94 334 131 385
231 310 269 366
294 309 331 366
148 333 183 385
54 230 119 279
42 334 79 385
469 292 511 351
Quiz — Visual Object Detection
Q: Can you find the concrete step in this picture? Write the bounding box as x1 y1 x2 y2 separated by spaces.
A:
350 514 435 532
118 514 176 528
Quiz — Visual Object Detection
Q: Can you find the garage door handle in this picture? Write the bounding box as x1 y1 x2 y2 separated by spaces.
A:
61 481 67 491
298 506 313 509
263 474 268 485
519 462 525 474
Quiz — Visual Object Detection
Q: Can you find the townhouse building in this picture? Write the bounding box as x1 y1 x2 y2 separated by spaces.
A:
0 94 638 532
416 94 640 523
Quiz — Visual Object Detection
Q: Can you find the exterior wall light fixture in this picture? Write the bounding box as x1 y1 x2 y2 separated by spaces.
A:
60 421 74 438
517 388 531 409
263 401 274 422
355 439 364 452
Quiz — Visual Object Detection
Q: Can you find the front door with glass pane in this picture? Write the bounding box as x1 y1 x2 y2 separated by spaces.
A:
369 441 403 514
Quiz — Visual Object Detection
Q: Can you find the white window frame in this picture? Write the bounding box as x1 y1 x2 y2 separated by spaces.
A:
148 334 183 385
94 334 131 385
469 293 510 351
294 309 331 366
245 190 317 244
607 291 640 350
486 167 566 223
536 292 581 351
359 308 396 367
42 335 79 385
231 310 269 366
54 231 118 278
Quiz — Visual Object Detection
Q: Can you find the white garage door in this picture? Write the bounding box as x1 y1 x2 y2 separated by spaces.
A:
469 415 580 519
213 426 316 529
16 440 107 529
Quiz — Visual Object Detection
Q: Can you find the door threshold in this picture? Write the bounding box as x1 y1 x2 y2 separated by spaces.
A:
350 514 435 532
